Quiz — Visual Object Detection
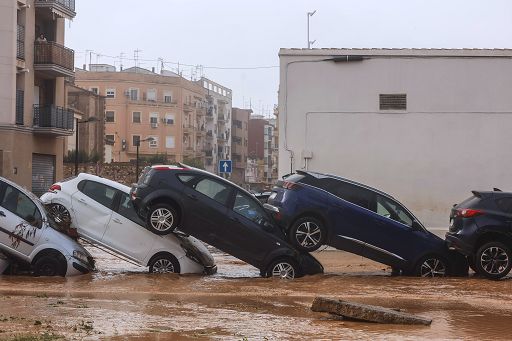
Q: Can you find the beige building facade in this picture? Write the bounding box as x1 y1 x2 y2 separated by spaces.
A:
231 108 251 185
0 0 75 195
279 48 512 227
75 67 208 165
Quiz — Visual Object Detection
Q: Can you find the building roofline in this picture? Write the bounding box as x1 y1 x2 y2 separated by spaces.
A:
279 48 512 58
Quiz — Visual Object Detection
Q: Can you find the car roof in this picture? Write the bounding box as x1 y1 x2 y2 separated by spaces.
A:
76 173 130 193
297 170 395 199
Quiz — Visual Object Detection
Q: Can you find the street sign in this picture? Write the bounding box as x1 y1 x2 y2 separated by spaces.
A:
219 160 232 174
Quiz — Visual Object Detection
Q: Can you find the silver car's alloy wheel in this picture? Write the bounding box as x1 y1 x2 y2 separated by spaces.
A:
420 258 446 277
150 208 174 232
271 262 295 279
480 246 509 275
152 258 175 273
295 221 322 248
48 204 71 224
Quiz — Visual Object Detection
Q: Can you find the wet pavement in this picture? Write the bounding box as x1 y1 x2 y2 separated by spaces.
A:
0 246 511 340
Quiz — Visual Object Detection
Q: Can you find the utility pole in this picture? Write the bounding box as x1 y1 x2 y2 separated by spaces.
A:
307 10 317 49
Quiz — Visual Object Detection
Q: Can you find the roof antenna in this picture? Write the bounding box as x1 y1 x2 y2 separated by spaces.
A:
493 187 502 192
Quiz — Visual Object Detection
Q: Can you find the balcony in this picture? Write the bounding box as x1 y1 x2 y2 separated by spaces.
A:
206 131 213 140
34 0 76 19
16 90 24 125
183 124 194 134
183 102 194 111
17 25 25 60
33 104 74 136
34 42 75 78
217 115 226 123
204 150 213 158
196 107 205 116
217 133 227 143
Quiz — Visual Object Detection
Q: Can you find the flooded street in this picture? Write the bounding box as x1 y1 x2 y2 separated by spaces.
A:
0 247 511 340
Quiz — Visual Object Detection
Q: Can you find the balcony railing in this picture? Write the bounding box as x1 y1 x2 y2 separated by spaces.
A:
17 25 25 60
33 104 74 130
35 0 76 19
34 42 75 75
16 90 24 125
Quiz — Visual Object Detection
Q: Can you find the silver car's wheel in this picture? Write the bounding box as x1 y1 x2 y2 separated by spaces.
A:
149 254 180 274
47 203 71 225
476 242 512 279
146 204 178 235
418 257 447 277
268 260 297 279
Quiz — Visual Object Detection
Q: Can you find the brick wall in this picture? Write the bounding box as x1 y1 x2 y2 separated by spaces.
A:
63 162 149 186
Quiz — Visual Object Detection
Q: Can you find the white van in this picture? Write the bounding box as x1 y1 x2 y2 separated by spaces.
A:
0 176 94 276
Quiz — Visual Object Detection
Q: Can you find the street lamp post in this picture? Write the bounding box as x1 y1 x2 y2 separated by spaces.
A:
135 137 154 182
307 10 317 49
74 117 98 176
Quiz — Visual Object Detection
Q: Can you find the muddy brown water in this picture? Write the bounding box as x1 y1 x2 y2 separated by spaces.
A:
0 247 511 340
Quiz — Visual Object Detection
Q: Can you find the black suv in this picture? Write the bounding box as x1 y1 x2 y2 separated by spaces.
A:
130 165 323 279
446 189 512 279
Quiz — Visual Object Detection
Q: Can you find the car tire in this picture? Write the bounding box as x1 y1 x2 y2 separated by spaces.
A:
265 258 300 279
46 203 72 227
146 203 179 235
149 254 181 274
33 254 66 277
289 217 326 252
414 255 448 277
475 241 512 280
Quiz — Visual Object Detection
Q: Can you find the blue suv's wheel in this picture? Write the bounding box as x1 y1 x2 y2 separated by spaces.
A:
289 217 326 252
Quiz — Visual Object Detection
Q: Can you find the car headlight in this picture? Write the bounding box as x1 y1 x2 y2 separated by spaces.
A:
73 250 89 264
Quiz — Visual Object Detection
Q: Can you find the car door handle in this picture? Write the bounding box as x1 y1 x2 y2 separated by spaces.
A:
187 193 198 201
229 216 240 222
112 218 122 224
79 198 87 205
0 211 5 217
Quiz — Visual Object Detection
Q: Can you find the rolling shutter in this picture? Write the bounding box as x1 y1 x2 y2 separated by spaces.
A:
32 154 55 196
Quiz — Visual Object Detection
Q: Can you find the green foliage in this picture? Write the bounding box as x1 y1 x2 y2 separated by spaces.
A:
140 153 168 165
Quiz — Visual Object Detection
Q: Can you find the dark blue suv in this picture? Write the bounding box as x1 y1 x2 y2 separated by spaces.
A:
267 171 467 277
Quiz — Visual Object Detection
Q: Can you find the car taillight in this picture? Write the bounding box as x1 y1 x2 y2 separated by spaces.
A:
282 181 301 190
454 208 484 218
49 184 61 192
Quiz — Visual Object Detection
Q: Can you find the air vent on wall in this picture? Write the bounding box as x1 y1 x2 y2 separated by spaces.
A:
379 94 407 110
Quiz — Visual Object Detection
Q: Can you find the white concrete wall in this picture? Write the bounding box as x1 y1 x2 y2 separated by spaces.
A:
278 49 512 227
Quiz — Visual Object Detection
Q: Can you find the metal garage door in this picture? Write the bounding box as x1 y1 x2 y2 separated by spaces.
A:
32 153 55 196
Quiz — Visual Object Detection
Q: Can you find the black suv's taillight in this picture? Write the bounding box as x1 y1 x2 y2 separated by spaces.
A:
454 208 484 218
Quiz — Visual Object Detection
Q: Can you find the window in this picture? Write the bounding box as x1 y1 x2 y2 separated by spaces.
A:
117 192 144 225
165 114 174 125
165 136 175 149
375 195 414 227
193 178 231 205
379 94 407 110
106 134 115 145
203 81 208 88
150 113 159 125
496 197 512 214
149 136 158 148
79 181 116 209
315 179 376 211
147 88 156 101
89 87 99 95
105 111 115 123
106 89 116 98
129 88 139 101
164 92 172 103
0 185 42 227
132 135 140 147
177 174 196 184
233 191 267 224
132 112 141 123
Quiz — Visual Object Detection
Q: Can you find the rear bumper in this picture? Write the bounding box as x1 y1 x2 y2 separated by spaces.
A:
445 232 474 256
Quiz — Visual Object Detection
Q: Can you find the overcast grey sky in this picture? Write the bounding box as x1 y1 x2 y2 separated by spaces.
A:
66 0 512 116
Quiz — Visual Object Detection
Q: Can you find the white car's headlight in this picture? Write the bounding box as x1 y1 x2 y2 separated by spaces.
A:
73 250 89 264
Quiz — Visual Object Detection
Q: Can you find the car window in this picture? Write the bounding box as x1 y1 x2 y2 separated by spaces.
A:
496 197 512 214
193 178 231 205
376 195 414 227
80 181 116 209
233 191 268 225
330 180 376 211
177 174 196 184
117 192 144 225
0 185 42 228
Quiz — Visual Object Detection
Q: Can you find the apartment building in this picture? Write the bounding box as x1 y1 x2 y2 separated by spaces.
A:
75 66 208 165
0 0 76 195
66 83 105 160
231 108 251 185
279 48 512 226
197 78 232 175
264 118 278 184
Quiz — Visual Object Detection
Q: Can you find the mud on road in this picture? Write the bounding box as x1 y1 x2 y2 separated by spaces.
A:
0 248 511 340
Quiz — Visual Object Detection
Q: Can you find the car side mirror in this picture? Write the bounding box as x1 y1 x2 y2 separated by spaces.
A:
411 220 422 231
263 203 279 213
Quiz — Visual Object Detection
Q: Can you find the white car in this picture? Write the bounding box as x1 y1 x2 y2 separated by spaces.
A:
41 174 216 274
0 176 94 276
